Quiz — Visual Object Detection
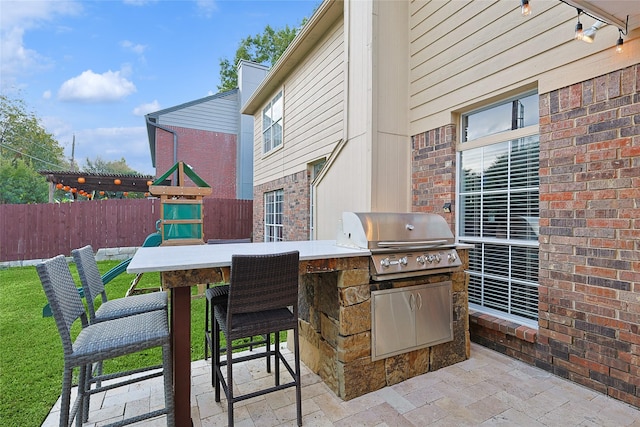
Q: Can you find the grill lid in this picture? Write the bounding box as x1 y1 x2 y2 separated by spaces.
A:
337 212 455 251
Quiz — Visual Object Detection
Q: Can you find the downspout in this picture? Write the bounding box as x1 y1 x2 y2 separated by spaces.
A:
146 117 178 185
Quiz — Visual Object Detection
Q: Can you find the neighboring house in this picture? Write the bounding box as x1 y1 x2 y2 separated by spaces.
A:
242 0 640 408
146 60 268 199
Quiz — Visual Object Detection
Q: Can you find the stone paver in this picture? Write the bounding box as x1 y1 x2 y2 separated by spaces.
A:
42 343 640 426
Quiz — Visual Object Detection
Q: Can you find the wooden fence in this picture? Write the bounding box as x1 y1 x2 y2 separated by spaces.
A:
0 198 253 262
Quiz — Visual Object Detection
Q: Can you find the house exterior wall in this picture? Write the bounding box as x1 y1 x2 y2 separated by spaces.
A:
460 66 640 408
253 19 345 188
155 125 237 199
238 61 269 199
409 0 640 408
150 62 265 200
251 0 411 240
408 2 639 136
251 18 345 240
252 170 309 242
245 0 639 406
159 91 238 134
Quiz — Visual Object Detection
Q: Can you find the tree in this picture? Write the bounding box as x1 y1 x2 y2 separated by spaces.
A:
82 156 147 198
0 95 66 172
83 156 139 175
218 20 307 91
0 94 67 204
0 157 49 204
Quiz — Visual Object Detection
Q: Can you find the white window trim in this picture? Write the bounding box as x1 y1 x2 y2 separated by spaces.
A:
456 93 540 323
262 91 283 155
264 189 284 242
457 125 539 152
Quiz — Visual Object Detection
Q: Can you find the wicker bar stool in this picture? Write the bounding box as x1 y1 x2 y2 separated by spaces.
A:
213 251 302 426
204 284 272 375
203 238 270 381
36 255 174 427
72 245 167 323
72 245 168 387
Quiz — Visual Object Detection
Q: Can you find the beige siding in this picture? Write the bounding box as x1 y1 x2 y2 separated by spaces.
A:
409 0 640 135
372 0 410 212
253 21 345 186
315 0 410 239
315 136 371 239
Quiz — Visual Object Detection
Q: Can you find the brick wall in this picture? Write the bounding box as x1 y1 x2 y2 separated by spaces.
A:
252 170 310 241
155 125 237 199
411 124 456 229
411 64 640 408
538 64 640 407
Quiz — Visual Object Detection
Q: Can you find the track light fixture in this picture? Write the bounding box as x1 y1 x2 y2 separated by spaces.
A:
574 9 584 40
521 0 531 16
616 30 624 53
556 1 630 53
581 20 604 43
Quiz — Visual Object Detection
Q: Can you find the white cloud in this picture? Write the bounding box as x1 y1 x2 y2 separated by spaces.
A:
42 90 52 99
121 40 147 55
0 1 81 88
133 100 161 116
196 0 217 18
57 126 154 174
122 0 157 6
58 69 137 103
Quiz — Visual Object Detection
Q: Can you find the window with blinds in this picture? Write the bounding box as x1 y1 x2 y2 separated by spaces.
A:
264 189 284 242
458 93 539 324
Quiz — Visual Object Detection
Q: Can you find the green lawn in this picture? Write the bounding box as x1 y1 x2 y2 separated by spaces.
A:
0 261 208 427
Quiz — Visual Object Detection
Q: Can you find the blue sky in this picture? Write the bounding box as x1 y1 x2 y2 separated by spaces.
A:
0 0 318 175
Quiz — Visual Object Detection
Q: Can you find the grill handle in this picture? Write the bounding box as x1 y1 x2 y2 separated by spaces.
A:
377 240 449 248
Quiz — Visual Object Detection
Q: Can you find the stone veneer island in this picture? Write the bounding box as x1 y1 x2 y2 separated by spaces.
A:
296 248 470 400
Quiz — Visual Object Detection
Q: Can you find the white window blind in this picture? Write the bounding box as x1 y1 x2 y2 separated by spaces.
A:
459 94 540 322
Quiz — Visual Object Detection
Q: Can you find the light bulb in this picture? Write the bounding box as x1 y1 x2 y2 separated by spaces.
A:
575 22 584 40
616 36 624 53
521 0 531 16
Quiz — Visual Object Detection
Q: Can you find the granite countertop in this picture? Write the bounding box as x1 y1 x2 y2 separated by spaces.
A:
127 240 371 274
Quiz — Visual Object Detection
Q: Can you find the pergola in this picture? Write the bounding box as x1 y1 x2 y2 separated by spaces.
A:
39 170 170 201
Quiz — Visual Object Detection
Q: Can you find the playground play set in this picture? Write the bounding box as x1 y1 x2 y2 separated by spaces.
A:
43 162 212 316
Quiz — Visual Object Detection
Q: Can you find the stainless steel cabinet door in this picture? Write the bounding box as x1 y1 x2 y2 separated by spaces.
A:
415 282 453 347
372 288 415 360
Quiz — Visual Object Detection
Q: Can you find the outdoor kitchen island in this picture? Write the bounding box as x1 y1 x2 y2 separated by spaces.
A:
298 248 470 400
300 212 471 400
128 237 469 424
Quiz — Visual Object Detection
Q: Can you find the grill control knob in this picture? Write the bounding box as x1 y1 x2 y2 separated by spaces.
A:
434 254 441 263
380 258 390 268
448 252 457 263
399 257 408 266
427 255 434 263
416 256 425 264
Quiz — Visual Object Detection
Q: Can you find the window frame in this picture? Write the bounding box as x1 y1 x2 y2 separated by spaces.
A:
262 91 283 154
456 91 540 328
264 189 284 242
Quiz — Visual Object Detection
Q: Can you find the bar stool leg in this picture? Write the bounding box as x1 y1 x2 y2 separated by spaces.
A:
204 285 210 361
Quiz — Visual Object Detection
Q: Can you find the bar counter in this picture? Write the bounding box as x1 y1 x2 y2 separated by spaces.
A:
127 240 370 425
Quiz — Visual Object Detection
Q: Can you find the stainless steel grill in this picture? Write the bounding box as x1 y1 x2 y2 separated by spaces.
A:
336 212 462 281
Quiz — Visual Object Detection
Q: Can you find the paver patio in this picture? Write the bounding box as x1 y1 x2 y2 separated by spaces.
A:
41 342 640 426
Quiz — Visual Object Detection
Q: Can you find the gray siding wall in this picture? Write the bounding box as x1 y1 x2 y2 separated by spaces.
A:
159 92 239 134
